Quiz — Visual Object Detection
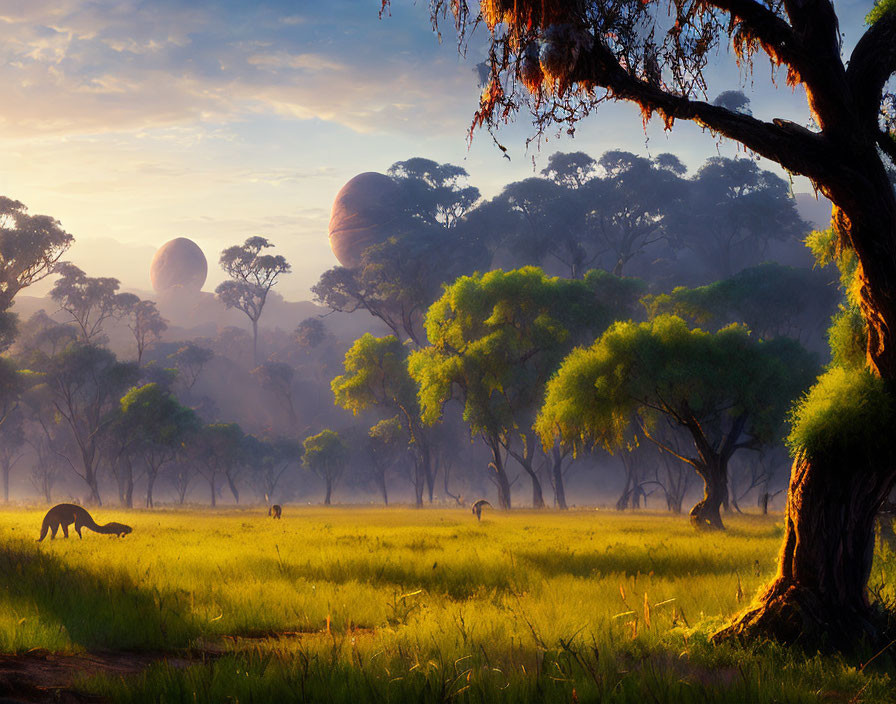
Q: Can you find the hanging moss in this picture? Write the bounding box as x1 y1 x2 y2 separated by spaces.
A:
787 366 896 458
867 0 896 25
827 306 867 371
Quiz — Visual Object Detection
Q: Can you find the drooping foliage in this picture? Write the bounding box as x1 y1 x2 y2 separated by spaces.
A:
642 263 839 344
537 315 816 527
409 266 643 507
302 429 347 505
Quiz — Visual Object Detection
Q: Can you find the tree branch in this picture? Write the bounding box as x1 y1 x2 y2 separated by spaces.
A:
573 40 833 182
848 10 896 132
705 0 805 69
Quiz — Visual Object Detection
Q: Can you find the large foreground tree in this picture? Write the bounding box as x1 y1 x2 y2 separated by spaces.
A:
396 0 896 649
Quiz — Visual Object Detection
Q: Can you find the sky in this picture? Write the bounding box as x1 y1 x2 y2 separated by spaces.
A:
0 0 874 301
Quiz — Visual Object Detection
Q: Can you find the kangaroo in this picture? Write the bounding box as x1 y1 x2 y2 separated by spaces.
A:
37 503 132 542
471 499 492 521
268 504 282 519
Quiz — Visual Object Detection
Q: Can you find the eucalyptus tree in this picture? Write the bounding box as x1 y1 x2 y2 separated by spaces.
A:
188 423 244 507
588 151 686 276
0 197 73 348
33 343 139 505
409 267 643 509
15 311 77 357
302 429 346 506
50 263 132 344
114 383 199 508
0 404 24 503
216 236 291 365
244 435 302 505
117 296 168 365
315 225 487 346
387 157 481 229
540 151 597 188
367 417 405 506
537 315 816 529
315 159 489 345
665 158 808 280
332 333 434 506
642 263 839 349
168 343 214 395
251 361 298 432
399 0 896 647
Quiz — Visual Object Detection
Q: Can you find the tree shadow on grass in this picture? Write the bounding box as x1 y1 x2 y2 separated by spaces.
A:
241 555 522 599
0 537 199 652
515 546 755 580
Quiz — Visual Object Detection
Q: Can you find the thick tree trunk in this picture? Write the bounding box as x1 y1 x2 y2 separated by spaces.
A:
617 453 642 510
616 469 632 512
412 458 425 508
551 447 568 510
226 472 240 504
508 443 545 509
668 495 683 514
379 474 389 506
81 447 102 506
116 460 134 508
324 479 332 506
716 449 896 649
145 470 157 509
209 475 216 507
690 460 727 531
526 466 545 509
421 442 435 504
252 318 259 367
484 436 512 510
716 161 896 649
87 478 102 506
2 463 9 503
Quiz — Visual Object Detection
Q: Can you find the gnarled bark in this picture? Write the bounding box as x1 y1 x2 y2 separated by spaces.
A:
550 446 569 510
716 447 896 650
717 146 896 646
484 435 512 509
690 461 727 531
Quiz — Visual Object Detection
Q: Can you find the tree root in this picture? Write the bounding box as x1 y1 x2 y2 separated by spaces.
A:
713 581 896 655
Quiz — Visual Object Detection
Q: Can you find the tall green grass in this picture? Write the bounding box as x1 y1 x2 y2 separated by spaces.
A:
1 506 893 702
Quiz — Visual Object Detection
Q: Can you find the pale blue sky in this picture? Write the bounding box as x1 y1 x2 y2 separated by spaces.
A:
0 0 873 299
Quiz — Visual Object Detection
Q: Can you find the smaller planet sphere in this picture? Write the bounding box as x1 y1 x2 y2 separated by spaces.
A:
328 172 405 268
150 237 208 293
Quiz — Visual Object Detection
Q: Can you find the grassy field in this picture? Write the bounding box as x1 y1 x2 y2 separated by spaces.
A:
0 506 894 703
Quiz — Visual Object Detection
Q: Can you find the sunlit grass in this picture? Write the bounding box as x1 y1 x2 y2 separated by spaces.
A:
1 506 894 702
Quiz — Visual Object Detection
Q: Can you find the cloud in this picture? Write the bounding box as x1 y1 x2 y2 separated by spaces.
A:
0 0 478 138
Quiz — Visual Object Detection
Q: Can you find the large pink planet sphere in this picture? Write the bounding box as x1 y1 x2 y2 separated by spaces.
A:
328 172 404 268
150 237 208 293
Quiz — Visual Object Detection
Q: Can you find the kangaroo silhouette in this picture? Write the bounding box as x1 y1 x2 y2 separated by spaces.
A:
37 503 132 541
268 504 282 519
471 499 492 521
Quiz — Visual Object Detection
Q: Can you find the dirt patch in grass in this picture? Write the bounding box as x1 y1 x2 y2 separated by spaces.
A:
0 650 200 703
0 629 360 703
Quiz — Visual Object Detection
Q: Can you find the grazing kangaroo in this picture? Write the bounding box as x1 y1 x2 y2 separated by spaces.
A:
268 504 282 519
37 504 132 542
471 499 492 521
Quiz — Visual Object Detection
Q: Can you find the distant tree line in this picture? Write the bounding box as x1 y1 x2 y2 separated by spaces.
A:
0 149 837 515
